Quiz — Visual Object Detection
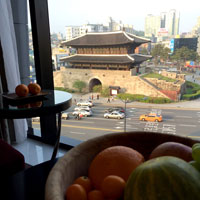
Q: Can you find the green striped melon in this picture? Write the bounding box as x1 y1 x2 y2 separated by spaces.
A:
124 156 200 200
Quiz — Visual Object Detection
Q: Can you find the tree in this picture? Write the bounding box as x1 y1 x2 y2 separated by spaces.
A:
151 44 170 65
171 46 200 65
140 47 148 55
73 80 86 93
92 85 102 93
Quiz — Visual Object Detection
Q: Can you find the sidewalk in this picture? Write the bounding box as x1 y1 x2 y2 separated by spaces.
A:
71 93 200 110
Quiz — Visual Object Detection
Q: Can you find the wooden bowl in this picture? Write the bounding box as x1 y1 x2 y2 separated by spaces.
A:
45 131 198 200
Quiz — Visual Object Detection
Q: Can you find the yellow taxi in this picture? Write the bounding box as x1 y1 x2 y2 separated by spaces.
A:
139 113 162 122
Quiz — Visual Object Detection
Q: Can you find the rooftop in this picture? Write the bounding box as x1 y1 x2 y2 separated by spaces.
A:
62 31 150 47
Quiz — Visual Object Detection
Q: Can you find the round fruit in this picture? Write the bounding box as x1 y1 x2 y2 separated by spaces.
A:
28 83 41 95
192 143 200 150
189 160 200 172
88 146 144 189
73 176 92 193
88 190 104 200
124 156 200 200
15 84 29 97
65 184 87 200
30 101 42 108
101 175 126 199
149 142 193 162
192 145 200 163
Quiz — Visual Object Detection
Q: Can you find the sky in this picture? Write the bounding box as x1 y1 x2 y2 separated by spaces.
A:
47 0 200 35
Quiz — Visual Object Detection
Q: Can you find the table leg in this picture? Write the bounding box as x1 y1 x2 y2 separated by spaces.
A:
51 112 62 160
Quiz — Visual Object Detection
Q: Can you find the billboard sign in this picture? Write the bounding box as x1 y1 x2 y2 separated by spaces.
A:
169 39 174 53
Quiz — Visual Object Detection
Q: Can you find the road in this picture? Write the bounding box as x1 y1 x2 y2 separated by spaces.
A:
32 104 200 142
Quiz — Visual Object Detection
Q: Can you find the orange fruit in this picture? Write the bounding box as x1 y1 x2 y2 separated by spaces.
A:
30 101 42 108
65 184 87 200
73 176 92 193
101 175 126 199
15 84 29 97
88 190 104 200
28 83 41 95
88 146 144 189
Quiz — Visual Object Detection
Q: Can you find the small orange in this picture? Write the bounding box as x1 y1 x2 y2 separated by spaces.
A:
28 83 41 95
30 101 42 108
65 184 87 200
73 176 92 193
88 190 104 200
88 146 144 189
101 175 126 199
15 84 29 97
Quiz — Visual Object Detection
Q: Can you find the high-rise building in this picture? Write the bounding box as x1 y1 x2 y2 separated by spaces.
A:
66 18 135 41
145 14 160 37
145 10 180 38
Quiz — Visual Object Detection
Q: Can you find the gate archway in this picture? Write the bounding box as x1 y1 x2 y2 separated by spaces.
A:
89 78 102 92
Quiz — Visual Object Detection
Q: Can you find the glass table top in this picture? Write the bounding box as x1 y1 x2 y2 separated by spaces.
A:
0 90 72 119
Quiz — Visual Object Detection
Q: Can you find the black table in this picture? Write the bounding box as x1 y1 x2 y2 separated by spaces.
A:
0 159 57 200
0 90 72 160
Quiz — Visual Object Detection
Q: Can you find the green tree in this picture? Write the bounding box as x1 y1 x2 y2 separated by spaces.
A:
92 85 102 92
140 47 148 55
171 46 199 65
100 87 110 97
151 44 170 65
73 80 86 93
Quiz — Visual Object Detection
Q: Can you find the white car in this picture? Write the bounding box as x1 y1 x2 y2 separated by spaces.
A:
73 110 92 117
77 101 93 107
32 117 40 122
104 111 125 119
61 112 69 120
74 106 91 112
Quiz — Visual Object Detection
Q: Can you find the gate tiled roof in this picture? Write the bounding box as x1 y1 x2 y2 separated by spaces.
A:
60 54 152 64
62 31 150 47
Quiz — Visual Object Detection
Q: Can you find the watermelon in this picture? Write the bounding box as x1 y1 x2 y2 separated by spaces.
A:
124 156 200 200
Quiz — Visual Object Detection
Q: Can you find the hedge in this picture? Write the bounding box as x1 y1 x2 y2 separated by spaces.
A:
117 93 172 104
182 90 200 100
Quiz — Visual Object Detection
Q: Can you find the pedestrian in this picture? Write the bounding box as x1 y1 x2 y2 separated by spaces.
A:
111 96 114 101
92 94 94 100
107 98 110 103
74 98 76 104
97 94 99 100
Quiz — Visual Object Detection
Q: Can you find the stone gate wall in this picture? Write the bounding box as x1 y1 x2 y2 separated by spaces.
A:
53 68 173 98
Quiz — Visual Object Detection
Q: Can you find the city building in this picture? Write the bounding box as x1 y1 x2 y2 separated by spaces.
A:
52 48 69 70
169 37 198 54
145 9 180 38
65 17 135 41
145 14 161 37
191 16 200 36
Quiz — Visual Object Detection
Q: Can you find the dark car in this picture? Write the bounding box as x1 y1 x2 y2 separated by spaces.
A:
105 107 125 113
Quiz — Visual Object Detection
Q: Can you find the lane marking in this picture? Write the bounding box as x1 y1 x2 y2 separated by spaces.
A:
179 124 197 127
63 120 94 124
175 116 192 118
70 131 86 135
61 124 121 132
127 127 138 130
163 111 174 114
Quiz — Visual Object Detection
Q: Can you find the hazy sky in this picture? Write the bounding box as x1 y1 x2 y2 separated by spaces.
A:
47 0 200 35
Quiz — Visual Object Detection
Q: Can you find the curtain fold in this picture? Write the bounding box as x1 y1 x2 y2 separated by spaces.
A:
0 0 27 143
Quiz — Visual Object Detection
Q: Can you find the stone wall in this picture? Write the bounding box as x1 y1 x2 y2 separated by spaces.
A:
161 70 185 80
53 68 170 99
145 78 182 91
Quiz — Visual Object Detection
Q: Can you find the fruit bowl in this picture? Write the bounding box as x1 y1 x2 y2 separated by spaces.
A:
45 131 198 200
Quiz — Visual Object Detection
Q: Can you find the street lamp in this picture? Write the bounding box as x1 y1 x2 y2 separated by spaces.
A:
120 98 133 132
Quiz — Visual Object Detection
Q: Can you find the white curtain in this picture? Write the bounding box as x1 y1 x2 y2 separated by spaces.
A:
0 0 27 143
